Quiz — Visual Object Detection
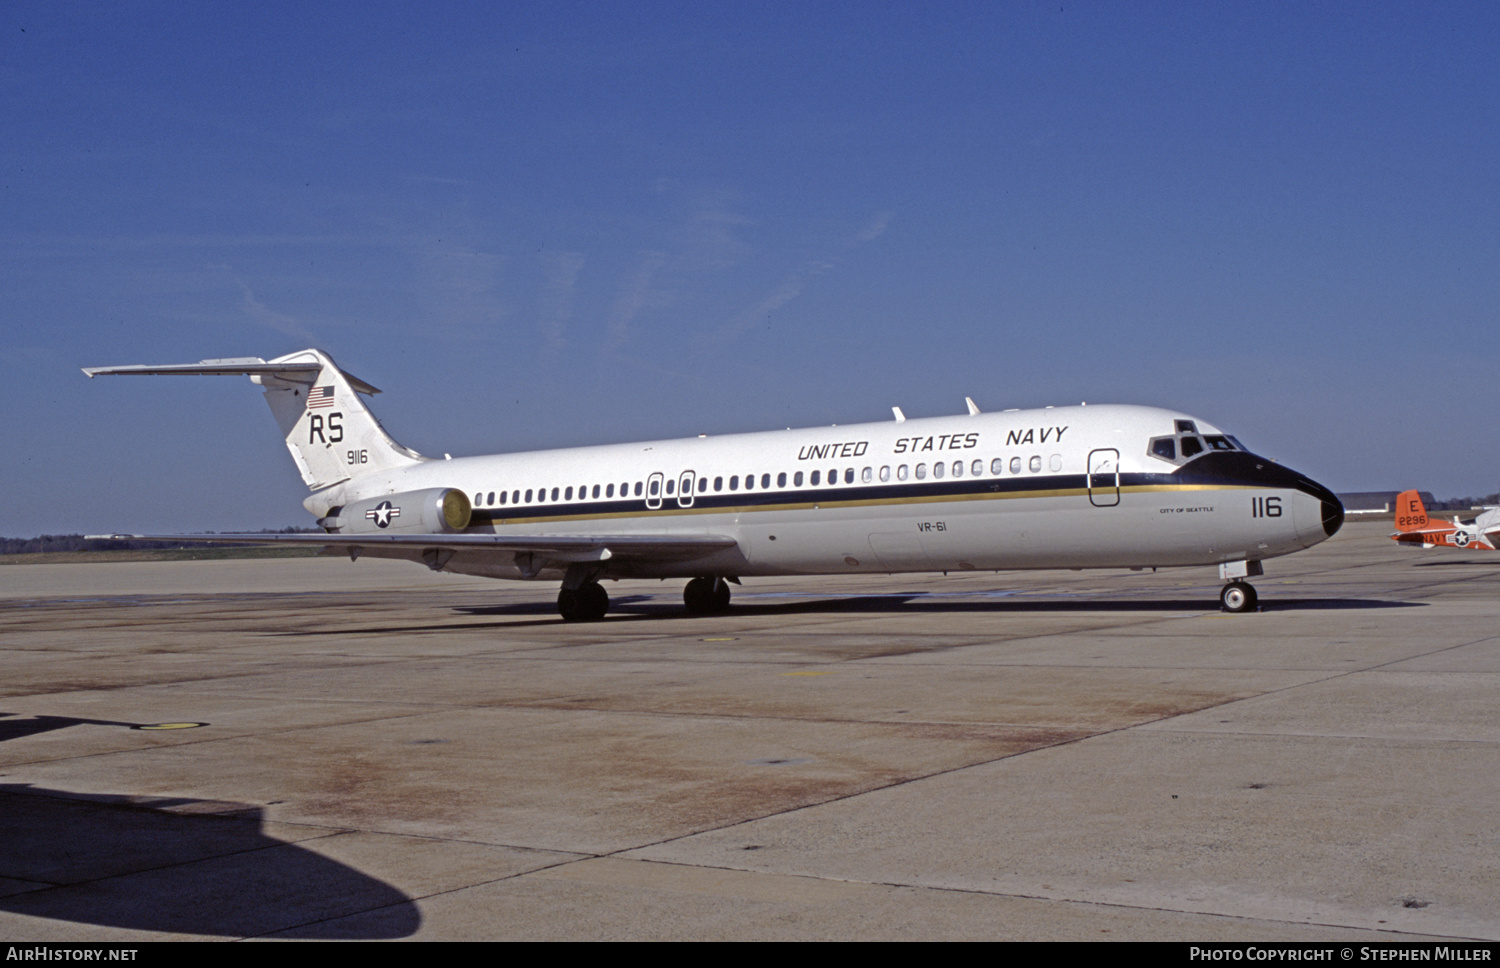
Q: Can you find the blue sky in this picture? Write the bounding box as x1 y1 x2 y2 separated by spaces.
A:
3 2 1497 535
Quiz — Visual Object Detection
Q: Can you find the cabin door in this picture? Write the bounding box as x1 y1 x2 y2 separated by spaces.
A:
646 472 664 510
677 471 696 508
1087 449 1120 507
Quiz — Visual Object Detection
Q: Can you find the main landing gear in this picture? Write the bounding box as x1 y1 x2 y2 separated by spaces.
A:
557 581 609 622
683 576 731 615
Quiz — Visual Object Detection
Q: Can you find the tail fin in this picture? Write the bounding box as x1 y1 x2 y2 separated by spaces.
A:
1393 490 1429 532
83 348 424 492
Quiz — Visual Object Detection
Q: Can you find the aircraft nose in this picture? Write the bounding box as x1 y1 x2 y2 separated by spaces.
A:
1312 479 1344 538
1296 475 1344 540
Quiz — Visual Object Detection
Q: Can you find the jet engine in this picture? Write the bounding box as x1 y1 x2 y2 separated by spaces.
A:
318 488 472 535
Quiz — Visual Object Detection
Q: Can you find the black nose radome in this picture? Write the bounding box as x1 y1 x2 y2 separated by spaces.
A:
1321 493 1345 538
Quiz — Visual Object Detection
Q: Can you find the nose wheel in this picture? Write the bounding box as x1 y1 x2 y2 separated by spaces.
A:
1220 581 1258 613
558 581 609 622
684 576 732 615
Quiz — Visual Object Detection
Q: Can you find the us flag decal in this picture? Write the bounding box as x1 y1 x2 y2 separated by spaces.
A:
306 386 336 409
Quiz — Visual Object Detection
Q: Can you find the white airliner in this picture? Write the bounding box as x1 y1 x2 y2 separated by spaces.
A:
84 349 1344 619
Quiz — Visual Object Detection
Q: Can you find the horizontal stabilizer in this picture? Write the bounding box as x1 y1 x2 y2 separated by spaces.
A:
83 358 381 395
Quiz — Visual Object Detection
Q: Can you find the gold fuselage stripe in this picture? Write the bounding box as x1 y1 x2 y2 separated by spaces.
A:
473 483 1263 529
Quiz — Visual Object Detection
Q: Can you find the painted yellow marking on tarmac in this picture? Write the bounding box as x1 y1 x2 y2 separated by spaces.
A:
700 637 737 642
781 671 834 677
134 722 207 730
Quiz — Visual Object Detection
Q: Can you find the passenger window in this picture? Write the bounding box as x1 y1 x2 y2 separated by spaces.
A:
897 464 909 481
762 473 771 489
473 492 482 505
1180 436 1204 458
830 470 839 486
592 485 601 498
811 471 820 485
794 471 804 486
565 487 573 501
699 478 708 492
1049 454 1062 471
991 458 1003 475
512 490 520 504
952 460 963 478
550 487 559 501
933 462 945 479
1151 437 1176 461
972 460 983 477
1009 456 1022 474
634 481 642 496
500 491 508 505
666 479 675 495
745 475 755 490
778 472 787 487
862 467 873 483
525 489 533 502
606 483 614 498
730 475 740 490
649 480 659 496
714 476 723 491
879 465 890 482
916 463 927 480
844 469 853 484
1028 455 1041 473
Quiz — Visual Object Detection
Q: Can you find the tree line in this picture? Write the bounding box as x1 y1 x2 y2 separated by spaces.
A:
1 528 319 555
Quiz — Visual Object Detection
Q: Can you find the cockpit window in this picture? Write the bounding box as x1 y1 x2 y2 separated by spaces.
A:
1151 426 1241 466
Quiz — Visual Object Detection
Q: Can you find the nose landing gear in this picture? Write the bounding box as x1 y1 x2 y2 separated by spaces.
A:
1218 560 1263 613
1219 581 1258 613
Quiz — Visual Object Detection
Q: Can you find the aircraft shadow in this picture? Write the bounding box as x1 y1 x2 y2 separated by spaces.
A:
258 593 1421 636
454 594 1422 620
0 731 420 938
1411 559 1500 567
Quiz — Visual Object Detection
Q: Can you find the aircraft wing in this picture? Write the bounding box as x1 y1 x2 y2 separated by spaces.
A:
1476 508 1500 549
87 531 738 565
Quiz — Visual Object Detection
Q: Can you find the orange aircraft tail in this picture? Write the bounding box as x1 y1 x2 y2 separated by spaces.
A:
1393 490 1430 532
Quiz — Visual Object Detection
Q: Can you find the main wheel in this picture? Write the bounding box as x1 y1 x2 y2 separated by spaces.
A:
559 582 609 622
683 576 715 614
685 577 733 615
580 581 609 620
710 576 731 612
1220 581 1258 613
